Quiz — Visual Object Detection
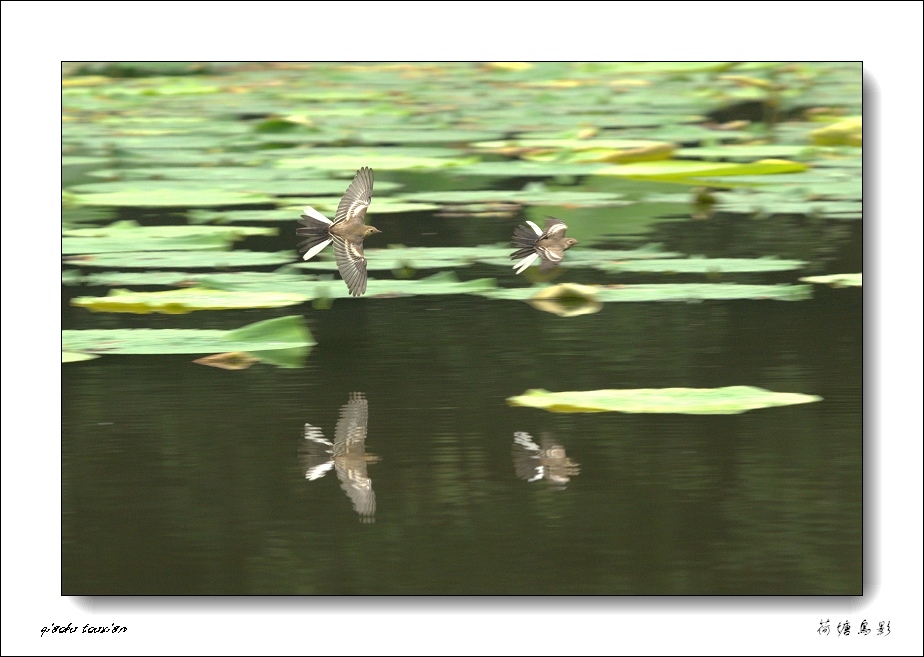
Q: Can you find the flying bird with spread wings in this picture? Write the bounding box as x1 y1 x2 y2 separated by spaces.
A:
296 166 380 296
510 217 578 274
301 392 379 524
512 432 581 490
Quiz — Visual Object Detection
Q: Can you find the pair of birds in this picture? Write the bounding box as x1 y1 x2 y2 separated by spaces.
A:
296 166 579 297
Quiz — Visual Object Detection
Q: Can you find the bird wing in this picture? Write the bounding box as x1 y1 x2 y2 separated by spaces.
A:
331 234 369 297
535 245 565 271
335 463 376 522
333 166 373 228
512 432 544 482
334 393 368 449
300 423 334 480
541 217 568 237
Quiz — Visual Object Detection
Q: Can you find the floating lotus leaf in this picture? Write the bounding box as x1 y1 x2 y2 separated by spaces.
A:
295 246 507 272
507 386 823 415
675 145 817 161
69 188 274 207
64 250 294 269
71 288 308 314
475 244 683 268
809 118 862 147
399 189 626 207
62 315 314 355
74 269 313 288
69 177 401 197
86 167 331 182
62 351 100 363
590 257 807 274
63 235 230 254
523 143 677 164
526 283 603 317
188 208 298 224
280 197 440 215
276 152 478 171
799 273 862 287
297 272 498 300
451 161 610 178
472 138 675 163
63 220 277 240
596 159 809 180
345 128 504 145
480 283 812 302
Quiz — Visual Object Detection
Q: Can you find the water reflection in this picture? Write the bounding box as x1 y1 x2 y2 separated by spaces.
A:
300 392 379 523
512 432 580 490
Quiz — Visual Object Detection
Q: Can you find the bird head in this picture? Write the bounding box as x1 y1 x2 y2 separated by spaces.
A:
364 226 382 237
564 238 579 250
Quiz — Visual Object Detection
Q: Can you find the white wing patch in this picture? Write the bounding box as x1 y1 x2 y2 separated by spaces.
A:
302 238 332 261
545 221 568 236
526 220 543 236
305 461 334 481
537 246 562 262
302 206 332 224
513 252 540 274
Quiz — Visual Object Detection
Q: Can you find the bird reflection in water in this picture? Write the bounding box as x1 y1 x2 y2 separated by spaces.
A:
300 392 379 523
512 432 580 490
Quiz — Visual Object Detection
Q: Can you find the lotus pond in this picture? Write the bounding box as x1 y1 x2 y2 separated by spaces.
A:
62 61 861 595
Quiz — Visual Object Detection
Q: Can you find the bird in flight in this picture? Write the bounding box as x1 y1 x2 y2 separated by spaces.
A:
296 166 380 296
510 217 578 274
301 392 379 523
512 432 580 490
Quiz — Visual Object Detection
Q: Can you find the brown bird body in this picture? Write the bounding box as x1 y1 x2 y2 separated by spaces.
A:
296 166 380 296
510 217 578 274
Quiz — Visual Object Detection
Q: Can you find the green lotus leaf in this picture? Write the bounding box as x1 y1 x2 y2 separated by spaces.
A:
188 208 299 224
475 244 683 269
71 287 308 314
69 178 400 198
526 283 603 317
507 386 822 415
280 197 440 215
345 129 504 145
295 246 503 272
480 283 812 302
62 351 100 363
63 220 277 240
799 273 862 287
73 269 313 288
62 315 315 355
296 272 498 300
194 270 496 300
64 250 294 269
596 159 809 180
809 118 862 147
276 153 478 171
86 167 331 182
63 235 230 254
590 257 807 274
399 189 626 207
451 161 610 178
675 145 817 161
69 188 274 207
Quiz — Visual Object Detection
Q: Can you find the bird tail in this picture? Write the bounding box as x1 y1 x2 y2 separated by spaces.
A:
296 210 334 260
510 223 540 256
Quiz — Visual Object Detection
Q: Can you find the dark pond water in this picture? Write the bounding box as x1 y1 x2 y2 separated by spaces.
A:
62 210 861 595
